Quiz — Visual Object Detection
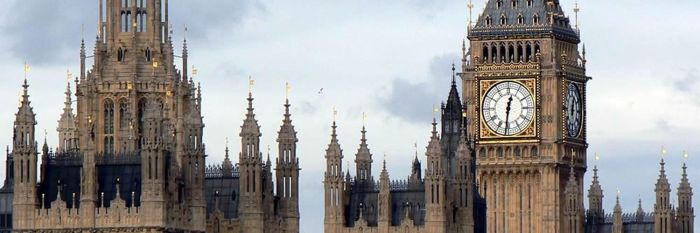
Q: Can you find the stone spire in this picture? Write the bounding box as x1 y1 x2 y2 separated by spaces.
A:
354 124 373 182
238 90 264 232
676 151 694 233
378 157 391 229
240 92 262 159
654 149 674 233
12 77 38 230
324 120 345 232
613 190 623 233
587 154 604 218
564 150 583 233
635 198 645 222
222 139 233 177
57 79 77 152
424 118 446 231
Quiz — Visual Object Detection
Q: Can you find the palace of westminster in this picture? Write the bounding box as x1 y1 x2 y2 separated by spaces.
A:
0 0 694 233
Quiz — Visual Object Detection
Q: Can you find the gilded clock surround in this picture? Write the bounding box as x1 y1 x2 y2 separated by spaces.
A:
479 78 538 139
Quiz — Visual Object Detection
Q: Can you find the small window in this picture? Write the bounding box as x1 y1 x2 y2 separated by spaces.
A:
512 0 517 7
533 14 540 24
518 15 524 24
497 0 503 8
485 16 492 26
145 48 152 62
527 0 533 7
500 16 507 25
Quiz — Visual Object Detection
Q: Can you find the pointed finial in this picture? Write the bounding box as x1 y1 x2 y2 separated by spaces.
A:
661 146 667 158
362 112 368 127
467 0 474 29
225 137 230 158
23 61 31 81
573 0 580 32
451 63 456 85
332 106 338 122
432 104 439 121
248 76 255 94
383 153 387 170
414 142 418 159
184 24 188 41
81 24 85 41
285 82 292 100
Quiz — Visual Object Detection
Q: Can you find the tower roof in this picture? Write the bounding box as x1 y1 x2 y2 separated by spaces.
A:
444 65 462 115
325 121 343 159
277 99 298 142
240 92 261 137
16 78 36 124
470 0 579 42
355 126 372 162
57 81 76 130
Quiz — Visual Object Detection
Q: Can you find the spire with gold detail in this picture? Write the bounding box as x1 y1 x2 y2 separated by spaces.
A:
564 149 583 233
613 189 623 233
354 113 373 182
57 71 78 152
324 108 345 230
222 138 233 177
587 153 604 220
377 155 391 228
654 147 673 233
677 151 694 233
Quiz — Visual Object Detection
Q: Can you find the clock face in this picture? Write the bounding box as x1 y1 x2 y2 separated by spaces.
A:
482 81 535 136
566 83 582 137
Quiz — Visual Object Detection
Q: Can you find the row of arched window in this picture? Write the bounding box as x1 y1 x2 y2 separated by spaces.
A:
485 13 541 26
479 146 539 158
117 47 153 63
120 0 148 32
102 98 164 153
481 42 540 63
496 0 534 9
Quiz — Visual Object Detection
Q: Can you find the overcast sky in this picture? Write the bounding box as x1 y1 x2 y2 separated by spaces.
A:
0 0 698 231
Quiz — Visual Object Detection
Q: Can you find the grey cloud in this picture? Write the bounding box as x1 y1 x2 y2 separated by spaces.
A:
379 53 460 123
1 1 96 65
169 0 265 42
673 70 699 93
0 1 264 65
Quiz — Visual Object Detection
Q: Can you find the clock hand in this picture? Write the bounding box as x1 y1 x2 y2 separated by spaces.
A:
505 95 513 135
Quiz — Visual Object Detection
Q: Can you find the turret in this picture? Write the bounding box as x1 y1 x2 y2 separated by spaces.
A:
586 154 604 233
424 118 446 231
654 150 674 233
455 124 475 232
440 64 463 177
57 79 78 152
276 97 300 231
613 191 623 233
676 152 694 233
377 159 391 231
354 125 373 182
12 78 38 229
238 92 263 233
324 120 345 232
563 150 583 233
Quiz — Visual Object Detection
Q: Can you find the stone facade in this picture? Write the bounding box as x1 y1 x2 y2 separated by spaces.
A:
5 0 300 233
322 73 487 233
462 0 589 232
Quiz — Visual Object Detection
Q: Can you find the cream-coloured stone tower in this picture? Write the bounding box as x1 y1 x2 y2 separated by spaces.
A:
12 0 206 231
462 0 588 232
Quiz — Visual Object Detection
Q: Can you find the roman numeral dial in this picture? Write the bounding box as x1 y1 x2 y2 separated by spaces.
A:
566 82 582 137
482 81 535 136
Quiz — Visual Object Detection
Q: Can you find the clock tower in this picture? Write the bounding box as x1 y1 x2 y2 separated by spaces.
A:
461 0 589 232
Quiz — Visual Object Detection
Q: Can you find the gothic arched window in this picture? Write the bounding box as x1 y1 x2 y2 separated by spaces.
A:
104 99 115 153
117 47 124 62
500 15 507 25
119 99 128 129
